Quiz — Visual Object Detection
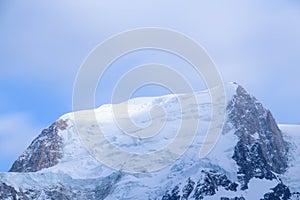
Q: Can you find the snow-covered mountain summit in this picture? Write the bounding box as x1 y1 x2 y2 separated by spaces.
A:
1 83 299 200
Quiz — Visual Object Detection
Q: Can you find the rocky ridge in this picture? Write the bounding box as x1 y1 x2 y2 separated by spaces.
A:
227 85 289 189
9 119 67 172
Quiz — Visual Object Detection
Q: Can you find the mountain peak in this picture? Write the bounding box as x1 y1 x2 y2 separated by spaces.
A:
1 83 298 199
9 119 67 172
228 84 288 189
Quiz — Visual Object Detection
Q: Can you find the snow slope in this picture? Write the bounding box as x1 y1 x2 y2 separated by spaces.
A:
279 124 300 193
39 83 239 199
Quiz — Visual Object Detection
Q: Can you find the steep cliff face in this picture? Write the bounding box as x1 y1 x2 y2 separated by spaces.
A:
9 119 67 172
227 85 289 189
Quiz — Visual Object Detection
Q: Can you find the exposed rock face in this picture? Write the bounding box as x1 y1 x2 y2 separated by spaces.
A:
261 183 291 200
261 182 291 200
0 183 18 199
161 170 238 200
9 119 67 172
227 85 289 189
192 170 238 199
0 182 44 199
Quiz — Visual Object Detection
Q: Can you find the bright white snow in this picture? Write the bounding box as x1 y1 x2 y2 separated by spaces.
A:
279 124 300 193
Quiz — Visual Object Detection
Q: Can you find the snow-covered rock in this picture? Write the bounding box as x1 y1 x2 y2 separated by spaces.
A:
0 83 298 200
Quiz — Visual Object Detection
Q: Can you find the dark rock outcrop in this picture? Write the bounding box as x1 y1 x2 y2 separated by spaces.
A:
261 182 291 200
162 170 238 200
0 182 43 199
192 170 238 199
227 85 289 189
182 178 195 200
9 119 67 172
0 183 18 199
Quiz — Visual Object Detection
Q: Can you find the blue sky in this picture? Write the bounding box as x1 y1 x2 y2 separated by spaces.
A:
0 0 299 171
